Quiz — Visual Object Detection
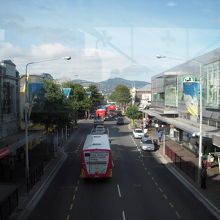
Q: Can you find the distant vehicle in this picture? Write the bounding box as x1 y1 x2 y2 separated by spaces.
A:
133 128 144 139
95 108 106 120
95 125 105 133
94 117 104 127
116 117 124 125
140 137 156 151
81 134 112 178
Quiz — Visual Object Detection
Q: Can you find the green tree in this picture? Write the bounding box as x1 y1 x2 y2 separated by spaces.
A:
126 106 141 128
87 84 104 111
31 78 71 130
109 85 131 112
63 82 88 123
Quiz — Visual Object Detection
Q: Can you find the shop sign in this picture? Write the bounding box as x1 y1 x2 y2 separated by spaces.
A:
182 75 196 82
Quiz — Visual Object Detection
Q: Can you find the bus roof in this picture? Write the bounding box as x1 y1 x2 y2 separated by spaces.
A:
83 134 111 151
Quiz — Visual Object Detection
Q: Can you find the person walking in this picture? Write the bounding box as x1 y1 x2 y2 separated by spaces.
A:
158 130 163 142
200 165 207 189
8 157 15 181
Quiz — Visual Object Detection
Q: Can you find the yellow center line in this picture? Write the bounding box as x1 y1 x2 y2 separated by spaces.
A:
72 195 75 201
169 202 174 208
70 203 74 210
66 214 70 220
176 211 181 218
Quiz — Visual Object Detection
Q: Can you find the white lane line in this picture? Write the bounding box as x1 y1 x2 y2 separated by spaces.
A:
129 135 138 147
117 184 122 198
122 210 126 220
112 161 114 167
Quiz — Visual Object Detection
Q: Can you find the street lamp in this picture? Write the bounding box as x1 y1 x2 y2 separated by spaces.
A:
156 55 203 184
24 56 71 178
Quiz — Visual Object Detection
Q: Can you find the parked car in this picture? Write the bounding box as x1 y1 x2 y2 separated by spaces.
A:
133 128 144 139
140 137 156 151
116 117 124 125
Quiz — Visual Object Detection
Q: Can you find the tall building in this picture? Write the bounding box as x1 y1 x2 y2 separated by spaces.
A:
145 48 220 153
0 60 20 138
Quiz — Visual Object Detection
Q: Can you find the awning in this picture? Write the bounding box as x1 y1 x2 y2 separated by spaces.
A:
0 147 10 159
213 134 220 148
143 109 217 137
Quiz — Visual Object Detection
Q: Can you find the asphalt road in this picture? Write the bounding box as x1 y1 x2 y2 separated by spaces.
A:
27 119 217 220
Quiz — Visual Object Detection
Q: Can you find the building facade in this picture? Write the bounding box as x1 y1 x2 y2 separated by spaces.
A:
146 48 220 154
0 60 20 139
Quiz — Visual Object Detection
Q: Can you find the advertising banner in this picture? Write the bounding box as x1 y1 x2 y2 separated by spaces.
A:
183 82 199 116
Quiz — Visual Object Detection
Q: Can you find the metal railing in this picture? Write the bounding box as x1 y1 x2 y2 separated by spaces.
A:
26 162 44 193
0 189 18 220
165 145 197 181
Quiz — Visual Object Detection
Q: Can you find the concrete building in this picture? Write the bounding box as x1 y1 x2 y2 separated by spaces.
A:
0 60 20 139
144 48 220 155
136 84 151 109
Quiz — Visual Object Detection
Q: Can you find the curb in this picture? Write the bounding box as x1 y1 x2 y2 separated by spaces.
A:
127 122 220 219
16 151 67 220
156 151 220 219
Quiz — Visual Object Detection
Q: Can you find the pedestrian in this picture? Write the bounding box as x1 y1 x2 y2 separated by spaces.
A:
8 157 15 181
158 130 163 142
200 165 207 189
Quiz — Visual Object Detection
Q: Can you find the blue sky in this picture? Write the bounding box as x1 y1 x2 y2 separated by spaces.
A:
0 0 220 82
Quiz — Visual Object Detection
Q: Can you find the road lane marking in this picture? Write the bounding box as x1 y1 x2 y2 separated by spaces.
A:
122 210 126 220
72 195 75 200
151 177 154 181
176 211 181 218
77 180 80 185
163 194 168 199
75 186 78 191
169 202 174 208
155 182 158 186
159 187 163 192
112 161 114 167
70 203 74 210
117 184 122 198
147 171 151 175
66 215 70 220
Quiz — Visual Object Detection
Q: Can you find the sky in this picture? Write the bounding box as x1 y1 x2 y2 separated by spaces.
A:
0 0 220 82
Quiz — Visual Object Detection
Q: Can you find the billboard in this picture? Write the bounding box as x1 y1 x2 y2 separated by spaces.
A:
183 82 199 116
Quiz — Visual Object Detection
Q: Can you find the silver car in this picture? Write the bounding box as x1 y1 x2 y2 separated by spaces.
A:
140 138 156 151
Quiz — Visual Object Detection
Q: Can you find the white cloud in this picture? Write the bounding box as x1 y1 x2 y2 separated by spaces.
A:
29 43 75 59
166 2 177 7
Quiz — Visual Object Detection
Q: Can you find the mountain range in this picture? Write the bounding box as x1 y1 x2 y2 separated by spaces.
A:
72 77 150 95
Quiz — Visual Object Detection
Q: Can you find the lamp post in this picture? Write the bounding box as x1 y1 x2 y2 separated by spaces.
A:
24 56 71 178
156 55 203 184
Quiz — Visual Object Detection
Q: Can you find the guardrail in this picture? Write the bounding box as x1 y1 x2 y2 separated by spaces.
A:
165 145 197 181
27 162 44 193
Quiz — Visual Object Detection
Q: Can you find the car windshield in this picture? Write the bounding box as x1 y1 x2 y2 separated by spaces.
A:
142 140 153 144
135 130 143 133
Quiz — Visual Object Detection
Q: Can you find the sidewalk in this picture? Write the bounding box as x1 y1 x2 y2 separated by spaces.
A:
0 125 79 220
148 127 220 211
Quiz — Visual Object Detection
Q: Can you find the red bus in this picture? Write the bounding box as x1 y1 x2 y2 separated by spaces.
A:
95 109 106 120
81 134 112 178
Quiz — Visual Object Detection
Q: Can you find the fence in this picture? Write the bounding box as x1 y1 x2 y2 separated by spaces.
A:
27 162 44 193
0 188 18 220
165 145 197 181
